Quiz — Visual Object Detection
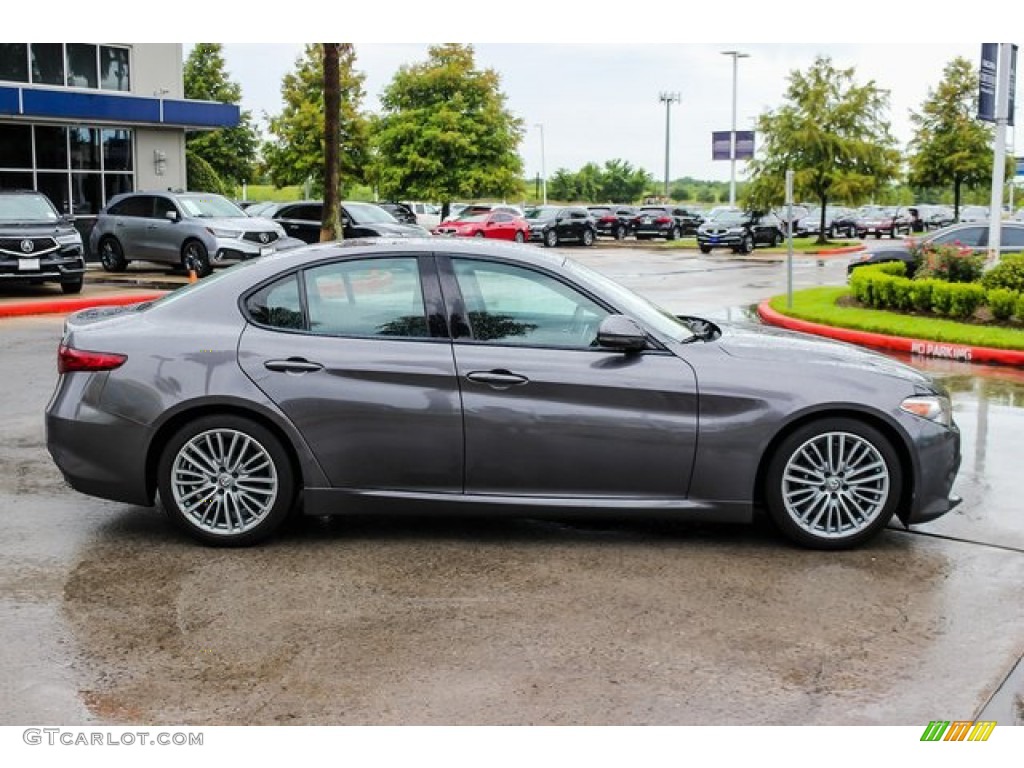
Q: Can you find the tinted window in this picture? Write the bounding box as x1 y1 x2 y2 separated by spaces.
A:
247 274 304 330
493 213 513 223
0 44 28 83
304 257 428 338
30 43 63 85
66 44 97 88
109 195 152 218
453 259 609 348
0 124 32 168
932 227 985 247
1001 226 1024 248
100 46 130 91
282 204 321 221
153 197 178 219
35 126 68 169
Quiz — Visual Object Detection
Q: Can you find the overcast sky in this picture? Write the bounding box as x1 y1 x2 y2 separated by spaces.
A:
30 5 1020 185
207 42 1010 184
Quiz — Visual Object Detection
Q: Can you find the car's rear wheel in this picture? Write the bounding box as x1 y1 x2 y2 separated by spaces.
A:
60 278 84 295
98 236 127 272
740 233 754 254
614 225 626 240
764 417 902 549
581 228 595 246
474 231 485 238
514 231 525 243
699 244 712 254
182 239 212 277
667 226 680 241
544 229 559 248
769 230 781 247
158 415 296 547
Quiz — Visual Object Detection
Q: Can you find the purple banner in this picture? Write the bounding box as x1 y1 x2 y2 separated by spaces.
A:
979 43 998 122
712 131 755 160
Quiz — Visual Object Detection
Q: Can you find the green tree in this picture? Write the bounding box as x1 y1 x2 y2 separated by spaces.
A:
548 168 578 202
697 187 718 204
746 56 900 243
263 44 368 195
185 153 228 195
600 159 651 203
907 57 993 221
371 44 524 218
183 44 259 190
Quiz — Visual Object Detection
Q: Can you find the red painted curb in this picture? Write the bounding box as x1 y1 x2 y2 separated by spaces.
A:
0 291 168 319
757 300 1024 367
813 244 866 256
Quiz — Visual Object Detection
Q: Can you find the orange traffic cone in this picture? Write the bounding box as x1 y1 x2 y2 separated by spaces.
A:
188 267 198 284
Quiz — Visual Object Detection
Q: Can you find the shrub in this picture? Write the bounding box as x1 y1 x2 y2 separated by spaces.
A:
186 152 228 195
1017 292 1024 322
908 279 938 312
876 261 907 277
913 242 986 283
947 283 986 319
981 253 1024 293
987 288 1019 321
930 282 953 316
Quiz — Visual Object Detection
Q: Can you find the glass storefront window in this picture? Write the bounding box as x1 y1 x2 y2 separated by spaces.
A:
100 46 130 92
104 174 133 202
0 124 32 169
0 172 34 191
101 129 132 171
0 44 28 83
35 125 69 170
30 43 64 86
66 43 98 89
70 128 101 170
71 173 103 215
37 173 71 214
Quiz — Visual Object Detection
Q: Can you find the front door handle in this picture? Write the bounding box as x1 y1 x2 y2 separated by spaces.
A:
264 357 324 374
466 369 529 389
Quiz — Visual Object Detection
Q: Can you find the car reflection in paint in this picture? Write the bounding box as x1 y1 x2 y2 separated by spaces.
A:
46 238 961 549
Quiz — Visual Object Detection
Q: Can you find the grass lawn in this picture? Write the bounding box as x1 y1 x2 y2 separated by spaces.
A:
769 287 1024 351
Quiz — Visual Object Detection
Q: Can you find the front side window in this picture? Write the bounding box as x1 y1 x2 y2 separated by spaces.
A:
452 259 610 348
304 257 428 338
932 227 985 248
1000 227 1024 248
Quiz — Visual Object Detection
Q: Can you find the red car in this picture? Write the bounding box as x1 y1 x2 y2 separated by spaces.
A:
433 210 529 242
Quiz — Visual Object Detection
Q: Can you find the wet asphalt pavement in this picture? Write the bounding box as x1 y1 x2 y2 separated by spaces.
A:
1 247 1022 725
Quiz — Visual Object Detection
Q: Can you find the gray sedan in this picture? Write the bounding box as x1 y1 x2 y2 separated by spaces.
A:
46 238 961 549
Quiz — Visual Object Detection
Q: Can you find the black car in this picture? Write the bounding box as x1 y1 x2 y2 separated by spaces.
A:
631 205 702 240
586 205 638 240
251 200 430 244
524 206 597 247
795 206 857 238
0 190 86 294
697 210 785 253
376 201 417 225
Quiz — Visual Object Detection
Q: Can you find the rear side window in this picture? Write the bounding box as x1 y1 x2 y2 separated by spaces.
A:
108 195 151 217
246 274 304 330
1001 227 1024 248
932 227 985 247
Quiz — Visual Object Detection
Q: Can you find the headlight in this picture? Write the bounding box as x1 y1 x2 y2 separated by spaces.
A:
206 227 242 238
900 395 952 427
56 233 82 246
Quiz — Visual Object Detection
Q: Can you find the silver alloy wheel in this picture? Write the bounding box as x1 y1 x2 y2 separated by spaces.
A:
170 428 279 536
780 431 890 539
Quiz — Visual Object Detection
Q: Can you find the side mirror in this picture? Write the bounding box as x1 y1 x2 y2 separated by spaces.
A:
165 210 178 222
597 315 648 352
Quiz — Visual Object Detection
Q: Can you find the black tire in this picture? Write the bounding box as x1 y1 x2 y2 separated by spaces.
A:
514 231 525 243
182 239 212 278
581 228 595 247
764 417 902 550
828 225 837 239
614 225 626 241
544 229 559 248
98 236 127 273
740 234 754 254
699 245 712 254
474 231 486 238
667 226 680 241
158 414 296 547
60 279 84 295
770 230 781 247
636 234 651 241
874 232 882 239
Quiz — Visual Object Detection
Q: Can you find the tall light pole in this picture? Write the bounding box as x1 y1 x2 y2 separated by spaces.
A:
535 123 547 205
721 50 750 207
658 92 680 198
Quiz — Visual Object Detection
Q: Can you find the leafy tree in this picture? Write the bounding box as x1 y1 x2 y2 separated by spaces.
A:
186 153 228 195
183 44 259 189
746 56 900 243
600 159 651 203
263 44 368 195
697 187 718 204
371 44 524 219
548 168 578 202
907 57 993 221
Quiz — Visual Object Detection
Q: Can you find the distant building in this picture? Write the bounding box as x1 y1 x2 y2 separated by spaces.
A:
0 43 238 246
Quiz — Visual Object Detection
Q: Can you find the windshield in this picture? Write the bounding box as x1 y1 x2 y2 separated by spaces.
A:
564 258 695 344
344 202 398 225
713 212 748 226
525 207 558 221
453 214 487 224
0 193 60 222
176 195 246 219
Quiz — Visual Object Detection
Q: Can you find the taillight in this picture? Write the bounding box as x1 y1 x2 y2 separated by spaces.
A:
655 216 672 224
58 343 127 374
601 215 617 223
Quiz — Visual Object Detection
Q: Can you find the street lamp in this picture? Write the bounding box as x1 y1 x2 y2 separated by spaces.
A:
721 50 750 207
658 92 680 198
535 123 547 206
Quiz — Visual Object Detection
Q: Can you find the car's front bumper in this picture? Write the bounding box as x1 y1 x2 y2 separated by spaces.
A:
697 233 743 247
212 236 281 263
0 251 85 283
900 416 962 526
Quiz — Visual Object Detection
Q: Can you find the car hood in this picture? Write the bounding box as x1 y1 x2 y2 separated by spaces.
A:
193 216 280 231
713 321 934 387
1 221 79 237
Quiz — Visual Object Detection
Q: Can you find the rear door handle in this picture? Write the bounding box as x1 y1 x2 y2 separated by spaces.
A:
466 370 529 389
264 358 324 374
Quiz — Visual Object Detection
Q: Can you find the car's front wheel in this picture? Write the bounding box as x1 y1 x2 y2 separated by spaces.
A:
514 231 525 243
158 415 296 546
740 233 754 254
699 244 712 254
764 417 902 549
544 229 559 248
581 228 595 246
614 225 626 240
60 278 84 294
182 239 212 277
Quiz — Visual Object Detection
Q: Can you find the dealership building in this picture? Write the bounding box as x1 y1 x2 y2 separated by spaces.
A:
0 43 238 240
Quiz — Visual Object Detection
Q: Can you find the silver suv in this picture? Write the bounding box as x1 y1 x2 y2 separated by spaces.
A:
90 191 288 277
